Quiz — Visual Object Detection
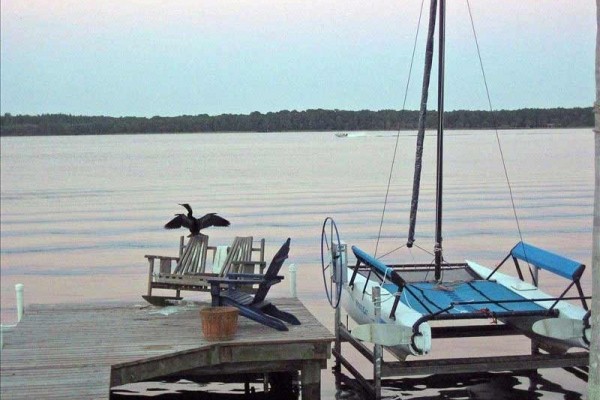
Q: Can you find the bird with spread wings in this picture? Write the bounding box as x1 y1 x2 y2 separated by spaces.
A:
164 203 230 237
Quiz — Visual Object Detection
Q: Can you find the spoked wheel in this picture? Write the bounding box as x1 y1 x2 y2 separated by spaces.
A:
321 217 343 308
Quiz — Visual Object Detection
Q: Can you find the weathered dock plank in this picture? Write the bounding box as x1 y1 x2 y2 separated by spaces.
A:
1 298 334 399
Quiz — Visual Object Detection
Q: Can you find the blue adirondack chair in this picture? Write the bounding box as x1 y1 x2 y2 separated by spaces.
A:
207 238 300 331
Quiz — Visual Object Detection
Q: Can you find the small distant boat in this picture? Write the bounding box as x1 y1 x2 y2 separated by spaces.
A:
335 132 348 138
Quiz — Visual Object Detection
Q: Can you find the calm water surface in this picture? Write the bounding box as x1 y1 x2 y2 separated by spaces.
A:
0 129 594 398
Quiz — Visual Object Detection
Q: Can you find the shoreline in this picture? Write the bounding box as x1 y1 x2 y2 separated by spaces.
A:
0 125 593 138
1 107 593 137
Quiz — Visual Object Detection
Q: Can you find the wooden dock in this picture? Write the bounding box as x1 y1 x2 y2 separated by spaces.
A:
1 298 334 399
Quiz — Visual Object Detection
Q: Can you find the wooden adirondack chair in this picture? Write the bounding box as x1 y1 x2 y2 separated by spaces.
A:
207 238 301 331
143 234 210 305
143 235 265 306
220 236 266 275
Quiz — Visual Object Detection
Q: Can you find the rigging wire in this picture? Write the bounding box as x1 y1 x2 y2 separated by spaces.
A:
465 1 527 249
374 0 426 257
377 243 408 260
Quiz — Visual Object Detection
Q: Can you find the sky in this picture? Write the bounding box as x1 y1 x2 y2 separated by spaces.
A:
0 0 595 117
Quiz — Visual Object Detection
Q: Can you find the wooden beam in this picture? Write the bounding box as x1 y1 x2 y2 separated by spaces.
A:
382 352 589 377
111 341 329 386
431 324 518 338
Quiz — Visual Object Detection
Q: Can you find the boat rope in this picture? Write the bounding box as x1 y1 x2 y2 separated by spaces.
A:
374 0 426 258
375 238 436 261
465 1 526 250
413 242 435 257
380 267 395 287
376 243 408 260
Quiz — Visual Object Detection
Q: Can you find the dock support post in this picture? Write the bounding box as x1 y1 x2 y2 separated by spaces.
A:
333 242 347 374
16 283 24 322
289 263 297 298
334 299 341 373
373 286 382 399
301 360 322 399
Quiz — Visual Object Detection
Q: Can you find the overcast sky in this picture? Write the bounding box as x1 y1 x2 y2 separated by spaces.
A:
0 0 595 117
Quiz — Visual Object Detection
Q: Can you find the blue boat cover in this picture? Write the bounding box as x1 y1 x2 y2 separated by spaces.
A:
511 242 584 280
352 245 548 317
399 280 547 315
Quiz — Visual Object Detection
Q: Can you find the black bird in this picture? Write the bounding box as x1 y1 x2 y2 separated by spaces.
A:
164 203 230 236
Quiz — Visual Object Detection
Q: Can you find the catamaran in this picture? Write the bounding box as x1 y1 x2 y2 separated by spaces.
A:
320 0 591 360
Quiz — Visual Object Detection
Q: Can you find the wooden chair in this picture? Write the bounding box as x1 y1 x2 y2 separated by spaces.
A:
143 234 210 305
220 236 266 275
208 238 301 331
142 235 266 306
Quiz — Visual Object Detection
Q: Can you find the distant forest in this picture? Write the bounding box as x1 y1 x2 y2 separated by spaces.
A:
0 107 593 137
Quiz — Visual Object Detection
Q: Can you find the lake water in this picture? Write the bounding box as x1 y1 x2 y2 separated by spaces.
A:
0 129 594 398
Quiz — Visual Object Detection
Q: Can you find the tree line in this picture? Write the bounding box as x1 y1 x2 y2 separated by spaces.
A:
0 107 593 136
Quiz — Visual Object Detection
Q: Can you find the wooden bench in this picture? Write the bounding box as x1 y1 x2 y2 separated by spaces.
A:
143 235 265 306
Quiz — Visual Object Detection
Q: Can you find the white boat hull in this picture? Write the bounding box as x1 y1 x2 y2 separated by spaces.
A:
467 260 590 349
341 268 432 357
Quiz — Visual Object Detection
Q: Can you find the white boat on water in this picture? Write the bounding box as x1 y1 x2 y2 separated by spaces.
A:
320 0 591 361
335 132 348 138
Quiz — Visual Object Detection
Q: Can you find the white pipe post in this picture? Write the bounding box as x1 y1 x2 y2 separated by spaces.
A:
288 263 297 298
1 284 25 350
16 283 24 322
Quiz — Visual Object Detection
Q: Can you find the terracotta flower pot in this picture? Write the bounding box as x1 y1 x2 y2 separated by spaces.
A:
200 306 239 341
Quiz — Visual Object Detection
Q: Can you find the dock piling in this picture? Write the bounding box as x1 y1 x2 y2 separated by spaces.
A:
373 286 382 399
301 360 322 399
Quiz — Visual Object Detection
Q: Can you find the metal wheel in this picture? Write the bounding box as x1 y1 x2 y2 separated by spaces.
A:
321 217 343 308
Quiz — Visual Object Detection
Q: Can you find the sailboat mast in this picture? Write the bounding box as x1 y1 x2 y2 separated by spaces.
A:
434 0 446 280
407 0 438 248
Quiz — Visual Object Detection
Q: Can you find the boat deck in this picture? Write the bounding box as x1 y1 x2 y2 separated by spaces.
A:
1 298 334 399
399 280 551 315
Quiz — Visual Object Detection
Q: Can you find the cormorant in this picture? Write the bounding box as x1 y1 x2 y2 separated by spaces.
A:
164 203 230 236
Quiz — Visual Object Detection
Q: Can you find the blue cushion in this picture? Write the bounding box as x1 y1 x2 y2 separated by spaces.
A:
510 242 584 280
352 245 393 279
